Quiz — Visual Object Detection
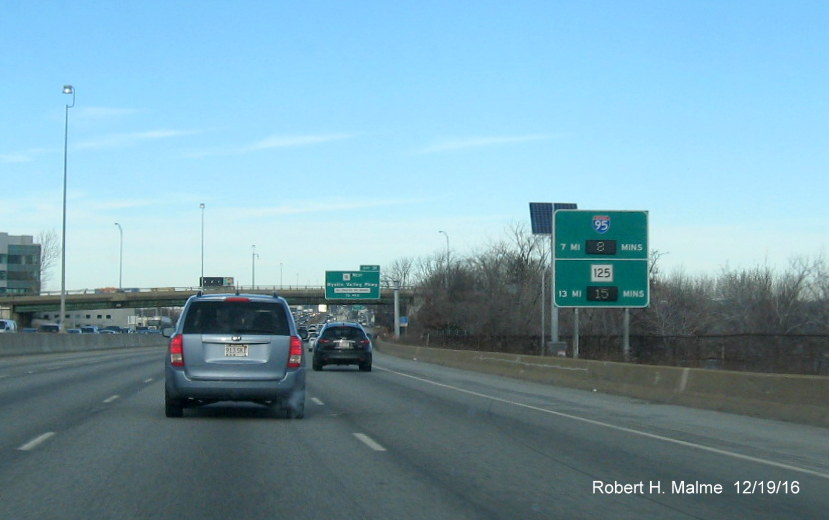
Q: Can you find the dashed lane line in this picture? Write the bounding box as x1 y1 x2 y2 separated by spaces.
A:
353 433 386 452
17 432 56 451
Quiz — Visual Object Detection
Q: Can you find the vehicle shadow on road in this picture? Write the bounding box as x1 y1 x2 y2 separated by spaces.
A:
185 403 293 420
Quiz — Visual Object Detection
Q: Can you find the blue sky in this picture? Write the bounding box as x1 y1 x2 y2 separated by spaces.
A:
3 1 828 290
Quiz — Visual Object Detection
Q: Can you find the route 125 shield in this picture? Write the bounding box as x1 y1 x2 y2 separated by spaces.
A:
592 215 610 234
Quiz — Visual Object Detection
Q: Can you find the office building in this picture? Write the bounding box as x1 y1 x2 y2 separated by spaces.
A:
0 233 41 295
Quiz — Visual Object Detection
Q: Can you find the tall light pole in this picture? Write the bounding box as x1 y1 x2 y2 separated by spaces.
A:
251 244 259 288
114 222 123 289
438 230 450 260
199 203 205 289
59 85 75 333
438 230 449 288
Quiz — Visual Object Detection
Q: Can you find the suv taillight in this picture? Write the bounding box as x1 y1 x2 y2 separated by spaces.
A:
169 334 184 367
288 336 303 368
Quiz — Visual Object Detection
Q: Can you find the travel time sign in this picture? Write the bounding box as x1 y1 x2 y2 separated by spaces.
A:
554 210 649 308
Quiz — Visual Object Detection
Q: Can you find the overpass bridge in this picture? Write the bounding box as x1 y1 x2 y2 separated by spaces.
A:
0 286 416 322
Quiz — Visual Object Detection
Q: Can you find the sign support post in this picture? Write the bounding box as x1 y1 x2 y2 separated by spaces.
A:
393 279 401 339
529 202 577 356
550 232 557 346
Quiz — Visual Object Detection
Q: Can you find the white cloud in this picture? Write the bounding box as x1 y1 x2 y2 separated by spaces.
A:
0 147 52 163
76 106 140 119
91 199 161 211
245 133 354 151
0 153 32 163
212 196 430 220
76 129 201 150
417 133 564 154
185 133 355 158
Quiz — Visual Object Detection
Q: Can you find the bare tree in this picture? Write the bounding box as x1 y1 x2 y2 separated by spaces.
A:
714 260 813 334
382 257 416 288
36 229 60 293
805 254 829 333
644 269 716 337
771 256 813 334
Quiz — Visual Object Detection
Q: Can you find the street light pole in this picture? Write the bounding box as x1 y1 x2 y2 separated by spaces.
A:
199 203 205 289
438 230 449 288
114 222 123 289
438 230 450 261
251 244 258 288
59 85 75 333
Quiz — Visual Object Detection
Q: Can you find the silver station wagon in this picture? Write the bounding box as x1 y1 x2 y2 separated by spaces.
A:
164 293 306 418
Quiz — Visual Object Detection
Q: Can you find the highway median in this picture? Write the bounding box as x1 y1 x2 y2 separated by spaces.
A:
376 339 829 428
0 333 167 356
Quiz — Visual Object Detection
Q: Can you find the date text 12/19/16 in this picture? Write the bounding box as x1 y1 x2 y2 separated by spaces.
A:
592 480 800 495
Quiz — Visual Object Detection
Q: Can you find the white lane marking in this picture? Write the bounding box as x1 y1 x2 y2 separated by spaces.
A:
353 433 386 452
143 378 154 384
376 365 829 480
311 397 325 406
103 395 120 404
18 432 56 451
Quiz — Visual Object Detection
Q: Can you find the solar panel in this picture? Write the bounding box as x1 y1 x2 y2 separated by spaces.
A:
529 202 577 234
529 203 553 234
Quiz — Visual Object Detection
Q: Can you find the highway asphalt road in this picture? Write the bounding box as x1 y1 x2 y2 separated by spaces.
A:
1 346 827 519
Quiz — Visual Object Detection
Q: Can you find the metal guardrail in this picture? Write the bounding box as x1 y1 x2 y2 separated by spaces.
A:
3 284 416 297
0 286 416 313
18 285 327 297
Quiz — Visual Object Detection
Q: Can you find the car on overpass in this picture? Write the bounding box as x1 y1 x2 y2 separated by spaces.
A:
37 324 59 333
0 319 17 333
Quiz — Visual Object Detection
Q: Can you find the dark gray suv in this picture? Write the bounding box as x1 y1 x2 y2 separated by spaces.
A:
312 322 373 371
164 293 305 418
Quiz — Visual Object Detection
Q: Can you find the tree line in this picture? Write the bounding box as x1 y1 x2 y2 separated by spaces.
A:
379 224 829 375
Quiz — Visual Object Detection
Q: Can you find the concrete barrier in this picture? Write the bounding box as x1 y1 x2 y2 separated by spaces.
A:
376 340 829 428
0 333 167 357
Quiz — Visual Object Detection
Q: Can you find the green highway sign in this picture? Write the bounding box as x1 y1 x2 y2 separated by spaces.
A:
554 210 649 308
555 210 647 259
555 259 649 307
325 270 381 300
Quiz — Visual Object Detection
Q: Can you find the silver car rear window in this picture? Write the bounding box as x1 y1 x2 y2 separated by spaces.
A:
182 301 290 335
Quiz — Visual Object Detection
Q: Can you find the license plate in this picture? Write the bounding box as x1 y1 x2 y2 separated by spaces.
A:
224 344 249 357
335 340 354 350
